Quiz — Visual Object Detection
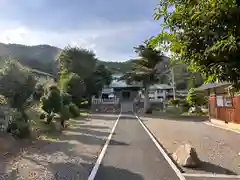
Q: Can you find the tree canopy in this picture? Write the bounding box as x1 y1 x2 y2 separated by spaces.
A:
151 0 240 87
58 46 97 78
58 46 112 105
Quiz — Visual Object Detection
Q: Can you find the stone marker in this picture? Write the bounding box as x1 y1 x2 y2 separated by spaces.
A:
172 143 201 168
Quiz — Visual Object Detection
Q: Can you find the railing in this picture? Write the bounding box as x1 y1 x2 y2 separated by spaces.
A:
92 97 120 104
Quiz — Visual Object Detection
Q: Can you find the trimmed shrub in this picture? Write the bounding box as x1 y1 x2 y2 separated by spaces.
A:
40 96 51 114
168 99 181 106
60 105 71 121
179 100 191 112
187 88 207 107
61 92 72 105
69 103 80 117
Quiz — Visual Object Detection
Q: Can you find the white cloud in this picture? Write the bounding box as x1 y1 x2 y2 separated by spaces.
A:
0 20 158 61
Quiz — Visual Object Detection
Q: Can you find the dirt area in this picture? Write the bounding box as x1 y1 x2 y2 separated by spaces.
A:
0 112 119 179
140 112 240 175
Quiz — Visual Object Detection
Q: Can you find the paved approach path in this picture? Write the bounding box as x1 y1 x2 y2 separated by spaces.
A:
94 113 181 180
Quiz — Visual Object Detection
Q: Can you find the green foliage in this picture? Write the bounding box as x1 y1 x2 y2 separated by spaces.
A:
168 99 180 106
97 60 134 74
61 92 72 105
40 85 62 123
84 64 112 102
60 105 71 120
120 44 168 86
46 85 62 113
69 103 80 117
60 72 85 105
151 0 240 87
57 46 97 78
187 88 207 106
0 60 37 110
7 109 31 138
179 100 191 112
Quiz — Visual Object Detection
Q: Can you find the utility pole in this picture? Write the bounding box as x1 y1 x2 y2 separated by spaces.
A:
171 68 176 100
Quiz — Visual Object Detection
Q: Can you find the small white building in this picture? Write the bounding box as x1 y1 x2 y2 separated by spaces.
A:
148 84 174 102
30 69 55 84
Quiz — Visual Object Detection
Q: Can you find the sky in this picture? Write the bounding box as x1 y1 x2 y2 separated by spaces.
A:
0 0 161 61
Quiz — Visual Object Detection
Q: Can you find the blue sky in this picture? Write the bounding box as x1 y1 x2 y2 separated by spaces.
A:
0 0 161 61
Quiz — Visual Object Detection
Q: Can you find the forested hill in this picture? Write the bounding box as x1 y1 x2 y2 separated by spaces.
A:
0 43 60 74
0 43 203 90
0 43 134 74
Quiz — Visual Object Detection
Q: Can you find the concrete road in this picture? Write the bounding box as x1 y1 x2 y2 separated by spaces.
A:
94 113 181 180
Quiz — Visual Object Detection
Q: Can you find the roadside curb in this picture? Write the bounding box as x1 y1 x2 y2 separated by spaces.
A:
204 121 240 135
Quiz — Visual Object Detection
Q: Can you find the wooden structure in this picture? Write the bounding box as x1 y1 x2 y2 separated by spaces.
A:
196 82 240 124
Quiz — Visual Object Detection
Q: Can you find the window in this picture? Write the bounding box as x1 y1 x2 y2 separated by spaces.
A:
157 89 163 93
216 95 233 107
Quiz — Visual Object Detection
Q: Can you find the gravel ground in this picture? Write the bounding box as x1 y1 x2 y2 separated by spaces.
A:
140 113 240 175
1 112 118 180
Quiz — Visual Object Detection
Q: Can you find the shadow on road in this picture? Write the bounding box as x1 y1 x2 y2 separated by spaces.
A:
190 161 238 175
85 163 145 180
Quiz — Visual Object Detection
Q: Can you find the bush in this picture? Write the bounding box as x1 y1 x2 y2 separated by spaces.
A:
47 86 62 113
179 100 191 112
40 96 51 114
60 105 71 121
0 60 37 110
78 100 89 109
187 88 207 107
61 92 72 105
59 72 85 106
7 110 31 138
168 99 181 106
15 123 31 139
41 85 62 114
69 103 80 117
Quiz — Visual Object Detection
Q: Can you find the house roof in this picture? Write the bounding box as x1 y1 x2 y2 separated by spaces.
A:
30 69 55 78
195 82 231 91
149 84 173 90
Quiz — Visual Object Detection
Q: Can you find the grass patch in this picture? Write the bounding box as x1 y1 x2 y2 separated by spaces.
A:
181 111 208 116
79 109 89 117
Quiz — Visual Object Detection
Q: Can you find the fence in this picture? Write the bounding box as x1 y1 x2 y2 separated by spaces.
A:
209 96 240 124
92 97 120 105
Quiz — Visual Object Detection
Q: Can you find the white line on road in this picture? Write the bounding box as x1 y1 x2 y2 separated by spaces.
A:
135 114 186 180
183 173 240 179
87 111 122 180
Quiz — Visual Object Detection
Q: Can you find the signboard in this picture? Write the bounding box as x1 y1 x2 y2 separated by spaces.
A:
216 96 224 107
216 96 232 107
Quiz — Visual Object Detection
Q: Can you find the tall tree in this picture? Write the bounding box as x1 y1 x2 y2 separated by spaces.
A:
0 59 36 120
121 44 168 113
57 46 97 78
151 0 240 87
84 64 112 104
